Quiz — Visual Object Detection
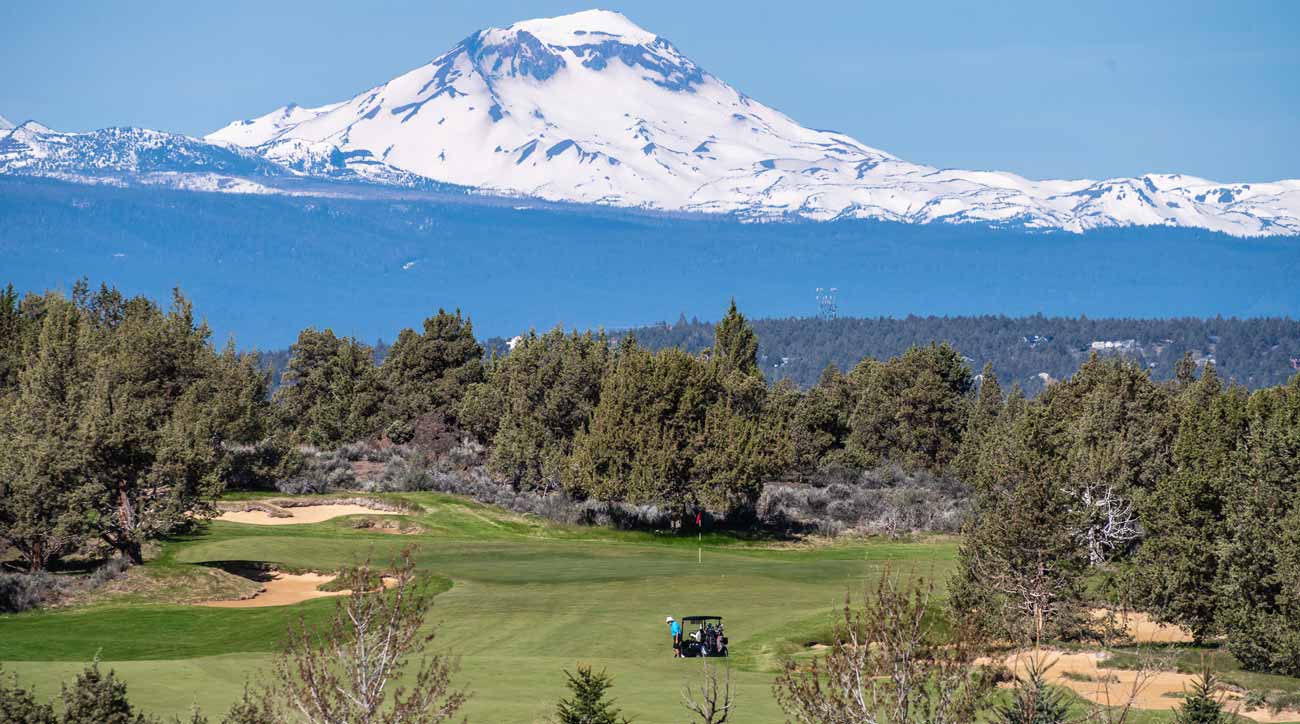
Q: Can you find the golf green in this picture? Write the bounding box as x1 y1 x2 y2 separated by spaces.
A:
0 493 958 722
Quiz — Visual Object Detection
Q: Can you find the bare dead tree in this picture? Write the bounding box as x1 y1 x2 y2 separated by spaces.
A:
269 546 467 724
682 656 734 724
1077 482 1139 567
773 570 993 724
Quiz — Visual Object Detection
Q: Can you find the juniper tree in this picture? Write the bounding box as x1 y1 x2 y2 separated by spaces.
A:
380 308 483 428
846 343 972 473
466 327 609 491
0 297 93 571
275 328 383 447
1128 364 1246 641
0 664 57 724
79 291 226 563
1217 375 1300 675
60 659 157 724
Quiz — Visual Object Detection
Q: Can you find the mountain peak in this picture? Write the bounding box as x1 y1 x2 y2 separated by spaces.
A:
500 9 656 47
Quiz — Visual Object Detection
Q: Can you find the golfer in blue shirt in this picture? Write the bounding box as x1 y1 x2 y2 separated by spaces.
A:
667 616 682 657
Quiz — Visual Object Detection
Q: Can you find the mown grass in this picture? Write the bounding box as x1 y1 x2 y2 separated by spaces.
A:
1 490 1294 722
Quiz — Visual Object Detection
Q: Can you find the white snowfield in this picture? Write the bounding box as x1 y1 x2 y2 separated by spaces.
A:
5 10 1299 236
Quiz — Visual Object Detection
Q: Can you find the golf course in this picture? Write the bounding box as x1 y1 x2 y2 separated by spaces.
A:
3 493 1297 722
0 492 956 721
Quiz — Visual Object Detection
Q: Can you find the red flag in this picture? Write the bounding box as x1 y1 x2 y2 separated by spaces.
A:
695 512 702 526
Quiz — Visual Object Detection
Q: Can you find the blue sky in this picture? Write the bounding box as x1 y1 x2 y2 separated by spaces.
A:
4 0 1297 181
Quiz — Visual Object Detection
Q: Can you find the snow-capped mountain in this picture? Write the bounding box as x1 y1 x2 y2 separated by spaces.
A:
0 115 13 131
1 11 1296 236
204 9 1300 236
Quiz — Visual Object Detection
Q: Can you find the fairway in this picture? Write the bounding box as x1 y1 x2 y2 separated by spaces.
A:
0 493 957 722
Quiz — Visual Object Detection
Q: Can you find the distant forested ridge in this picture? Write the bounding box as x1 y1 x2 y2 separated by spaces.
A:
613 315 1300 393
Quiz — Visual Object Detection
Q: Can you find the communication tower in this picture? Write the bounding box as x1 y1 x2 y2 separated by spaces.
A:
815 287 838 320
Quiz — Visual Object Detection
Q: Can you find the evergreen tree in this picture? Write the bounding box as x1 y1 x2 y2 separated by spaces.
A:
1129 364 1246 641
380 308 483 427
710 299 759 378
950 406 1089 643
217 686 275 724
60 660 157 724
555 665 630 724
846 343 972 472
953 362 1003 481
1173 662 1229 724
1217 375 1300 675
275 328 382 446
0 665 57 724
996 658 1070 724
0 297 93 571
469 328 609 491
0 282 33 394
79 290 222 563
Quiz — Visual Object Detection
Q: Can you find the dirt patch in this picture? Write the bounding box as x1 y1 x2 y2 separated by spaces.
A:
216 504 401 526
351 460 387 482
1004 651 1300 723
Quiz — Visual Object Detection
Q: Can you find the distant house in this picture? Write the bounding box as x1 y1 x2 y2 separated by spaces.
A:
1090 339 1139 352
1023 334 1053 348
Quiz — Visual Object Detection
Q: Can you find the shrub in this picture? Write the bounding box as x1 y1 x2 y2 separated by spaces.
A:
0 571 65 613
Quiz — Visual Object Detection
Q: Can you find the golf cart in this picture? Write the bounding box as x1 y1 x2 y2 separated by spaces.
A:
680 616 728 658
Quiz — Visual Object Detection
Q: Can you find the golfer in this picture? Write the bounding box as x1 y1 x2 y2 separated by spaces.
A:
666 616 682 657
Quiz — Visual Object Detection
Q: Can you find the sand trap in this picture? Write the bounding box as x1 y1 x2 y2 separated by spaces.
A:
1004 651 1300 723
196 572 343 607
196 573 400 608
217 504 398 526
1093 609 1194 644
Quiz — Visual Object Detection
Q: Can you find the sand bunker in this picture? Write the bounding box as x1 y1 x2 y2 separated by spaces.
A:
196 572 400 608
1094 609 1194 644
1005 651 1300 723
196 572 343 607
217 504 398 526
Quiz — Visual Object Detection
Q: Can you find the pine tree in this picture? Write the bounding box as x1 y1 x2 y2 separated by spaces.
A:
555 665 630 724
1173 662 1229 724
996 658 1070 724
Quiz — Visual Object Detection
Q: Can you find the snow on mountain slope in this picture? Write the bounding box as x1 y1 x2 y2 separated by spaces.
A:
204 9 1300 236
0 115 13 131
0 121 287 179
